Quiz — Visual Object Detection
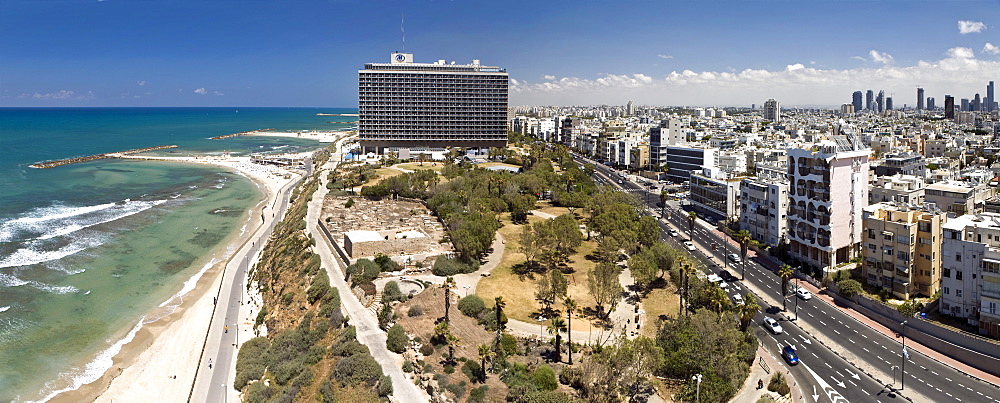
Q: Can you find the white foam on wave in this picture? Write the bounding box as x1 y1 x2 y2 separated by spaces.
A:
34 316 146 403
157 258 218 311
0 236 103 269
0 199 165 243
0 272 78 294
0 306 9 313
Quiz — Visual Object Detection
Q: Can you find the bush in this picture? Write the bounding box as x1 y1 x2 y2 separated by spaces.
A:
445 381 467 399
444 364 455 374
419 343 435 357
559 366 584 388
332 353 384 387
408 305 424 317
307 272 331 304
530 365 558 391
331 339 369 357
346 259 381 285
402 361 414 373
768 372 790 396
282 292 295 306
386 324 407 353
378 375 393 397
500 334 519 356
234 337 270 388
432 256 477 276
245 381 275 403
458 295 486 318
469 386 489 403
344 198 355 208
383 281 404 303
462 359 482 383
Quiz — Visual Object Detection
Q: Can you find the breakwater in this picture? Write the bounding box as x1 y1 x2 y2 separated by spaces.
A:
29 145 179 168
209 129 275 140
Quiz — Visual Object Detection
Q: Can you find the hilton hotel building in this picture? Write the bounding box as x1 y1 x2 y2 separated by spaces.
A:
358 53 509 153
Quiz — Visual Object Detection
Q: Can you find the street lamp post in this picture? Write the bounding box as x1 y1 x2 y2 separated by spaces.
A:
463 285 471 297
900 320 907 390
692 373 703 402
537 317 546 340
794 266 800 321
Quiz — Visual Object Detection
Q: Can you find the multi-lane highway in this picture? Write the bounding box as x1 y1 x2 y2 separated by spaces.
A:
579 155 1000 403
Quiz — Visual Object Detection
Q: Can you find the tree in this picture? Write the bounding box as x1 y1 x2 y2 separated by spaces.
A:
680 260 695 316
443 277 456 324
596 336 665 399
547 317 567 363
589 261 623 319
535 269 568 310
551 214 584 257
659 190 670 216
564 297 577 365
734 230 752 280
520 224 540 268
778 264 794 311
629 242 676 289
706 286 730 314
837 279 864 302
477 344 494 381
897 299 923 318
687 211 698 234
507 193 537 224
636 215 660 249
736 293 760 331
434 321 460 364
458 295 486 318
494 296 506 345
386 324 407 353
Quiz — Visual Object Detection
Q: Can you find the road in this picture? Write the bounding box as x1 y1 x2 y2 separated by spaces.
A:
580 156 1000 402
191 160 307 401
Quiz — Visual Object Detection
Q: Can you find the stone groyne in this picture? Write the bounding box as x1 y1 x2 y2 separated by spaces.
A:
209 129 275 140
29 145 179 168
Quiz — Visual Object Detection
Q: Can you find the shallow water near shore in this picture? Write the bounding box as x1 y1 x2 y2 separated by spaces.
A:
0 107 353 401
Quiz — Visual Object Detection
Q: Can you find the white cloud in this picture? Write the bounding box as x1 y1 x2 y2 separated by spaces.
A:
213 91 224 96
869 50 894 64
18 90 93 100
510 46 1000 106
851 56 867 62
194 87 207 94
657 54 674 60
136 80 146 86
958 20 986 34
543 75 556 80
984 43 1000 55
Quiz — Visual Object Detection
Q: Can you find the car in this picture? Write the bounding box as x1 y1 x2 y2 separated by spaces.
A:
763 317 783 334
668 229 679 237
683 241 696 251
732 293 744 305
718 281 729 289
781 345 799 365
727 253 741 263
795 288 812 300
718 270 737 282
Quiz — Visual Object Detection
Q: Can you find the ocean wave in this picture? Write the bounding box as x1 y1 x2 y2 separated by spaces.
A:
0 306 10 313
0 236 103 269
34 316 145 403
0 199 165 243
0 272 78 294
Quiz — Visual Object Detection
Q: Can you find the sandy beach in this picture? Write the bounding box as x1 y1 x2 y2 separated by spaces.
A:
249 130 349 143
46 154 301 403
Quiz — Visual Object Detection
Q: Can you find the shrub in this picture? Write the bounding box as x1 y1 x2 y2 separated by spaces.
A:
344 198 355 208
245 382 275 403
346 259 381 285
332 353 383 387
408 305 424 317
318 379 337 403
378 375 393 397
383 281 404 303
530 365 558 391
386 324 407 353
331 339 369 357
462 359 482 383
234 337 270 388
419 343 435 357
432 256 477 276
402 361 414 373
375 253 401 272
282 292 295 306
559 366 584 388
768 372 790 396
445 381 467 399
469 386 490 403
500 334 519 355
307 273 331 304
444 364 455 374
458 295 486 318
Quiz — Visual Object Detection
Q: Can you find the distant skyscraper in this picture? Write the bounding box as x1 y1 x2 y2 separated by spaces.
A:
358 53 509 153
626 100 635 116
852 91 863 113
927 97 935 111
945 95 955 119
973 93 981 111
988 81 995 112
763 98 780 123
866 90 874 111
841 104 855 115
962 98 970 112
886 97 893 110
876 90 885 113
917 88 925 110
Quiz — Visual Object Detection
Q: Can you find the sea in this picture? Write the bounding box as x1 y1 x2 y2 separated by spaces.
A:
0 107 356 401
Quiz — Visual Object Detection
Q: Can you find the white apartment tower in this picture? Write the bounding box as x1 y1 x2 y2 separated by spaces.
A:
940 213 1000 337
358 53 509 153
763 98 781 123
787 138 870 274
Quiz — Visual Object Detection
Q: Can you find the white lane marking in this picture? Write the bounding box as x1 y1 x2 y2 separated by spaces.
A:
863 347 870 353
932 371 940 376
945 377 953 382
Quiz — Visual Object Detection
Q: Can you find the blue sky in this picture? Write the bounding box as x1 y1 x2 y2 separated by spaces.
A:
1 0 998 107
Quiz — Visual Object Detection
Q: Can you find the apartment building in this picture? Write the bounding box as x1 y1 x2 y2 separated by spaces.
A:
924 182 997 216
690 171 742 221
869 175 926 205
940 213 1000 337
740 177 789 247
862 202 946 299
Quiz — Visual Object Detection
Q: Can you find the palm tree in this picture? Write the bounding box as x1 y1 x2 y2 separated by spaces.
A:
435 321 460 364
443 277 456 324
707 286 730 314
659 190 670 216
778 264 794 311
494 296 506 345
680 261 694 316
734 230 752 280
687 211 697 234
564 297 577 365
737 293 760 332
547 316 567 363
477 344 494 381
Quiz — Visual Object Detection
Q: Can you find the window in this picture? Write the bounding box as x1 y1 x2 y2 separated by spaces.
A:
884 233 894 241
956 254 962 262
897 235 910 245
956 271 963 280
897 251 910 261
956 289 962 297
884 247 894 255
920 237 931 245
918 222 931 232
944 287 950 294
868 243 877 251
944 268 951 278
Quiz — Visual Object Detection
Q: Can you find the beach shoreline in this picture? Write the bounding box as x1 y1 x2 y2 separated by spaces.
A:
43 154 301 403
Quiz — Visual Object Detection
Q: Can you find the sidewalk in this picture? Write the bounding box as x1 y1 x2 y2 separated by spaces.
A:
731 345 798 403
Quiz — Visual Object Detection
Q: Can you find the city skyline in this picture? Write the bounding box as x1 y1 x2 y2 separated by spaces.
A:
1 0 998 107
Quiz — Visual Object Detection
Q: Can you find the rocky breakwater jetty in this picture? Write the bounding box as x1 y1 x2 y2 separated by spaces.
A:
29 145 179 168
209 128 275 140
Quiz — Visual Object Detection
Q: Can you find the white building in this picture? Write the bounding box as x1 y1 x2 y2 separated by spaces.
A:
740 177 789 247
764 99 781 123
940 213 1000 337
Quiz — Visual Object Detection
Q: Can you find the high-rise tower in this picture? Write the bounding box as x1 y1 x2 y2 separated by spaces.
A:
866 90 874 111
876 90 885 113
945 95 955 119
763 99 780 123
917 87 925 110
988 81 995 112
852 91 863 113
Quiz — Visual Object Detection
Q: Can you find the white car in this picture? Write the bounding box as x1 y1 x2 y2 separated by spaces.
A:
732 293 744 305
683 241 696 251
763 317 783 334
727 253 741 263
668 229 679 237
795 288 812 300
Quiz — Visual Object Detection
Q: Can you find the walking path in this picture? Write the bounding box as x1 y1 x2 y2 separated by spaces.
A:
731 345 798 403
307 141 429 403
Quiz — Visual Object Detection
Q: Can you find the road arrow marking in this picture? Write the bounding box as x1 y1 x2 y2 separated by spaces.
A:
799 334 812 345
812 385 820 402
846 369 860 380
832 377 845 388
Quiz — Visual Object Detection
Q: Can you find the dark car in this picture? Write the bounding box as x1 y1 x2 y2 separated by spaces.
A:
782 346 799 365
719 270 737 282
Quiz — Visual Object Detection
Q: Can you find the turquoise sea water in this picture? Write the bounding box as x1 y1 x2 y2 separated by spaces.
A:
0 108 354 401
